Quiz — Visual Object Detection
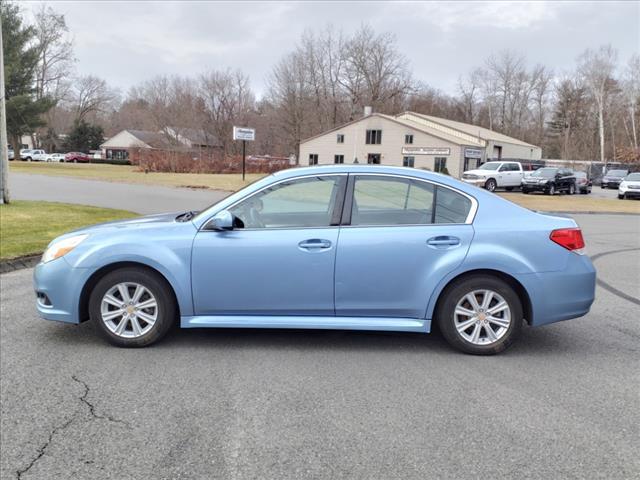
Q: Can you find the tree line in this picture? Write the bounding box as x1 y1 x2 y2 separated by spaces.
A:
2 2 639 164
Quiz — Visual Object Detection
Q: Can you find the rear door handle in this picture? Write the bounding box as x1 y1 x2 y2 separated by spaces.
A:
427 236 460 247
298 239 332 250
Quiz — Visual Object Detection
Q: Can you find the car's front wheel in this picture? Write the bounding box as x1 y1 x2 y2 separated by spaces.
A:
89 267 176 347
485 179 497 192
437 275 523 355
618 194 624 199
546 184 556 195
569 183 576 195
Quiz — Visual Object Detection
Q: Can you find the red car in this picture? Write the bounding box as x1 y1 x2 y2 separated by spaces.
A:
65 152 91 163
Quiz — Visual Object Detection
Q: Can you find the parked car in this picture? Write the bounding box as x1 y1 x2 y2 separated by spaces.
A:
34 165 596 355
617 172 640 199
45 153 66 162
573 171 592 194
65 152 91 163
521 167 576 195
8 148 14 160
31 150 49 161
461 161 524 192
20 149 35 160
601 169 629 189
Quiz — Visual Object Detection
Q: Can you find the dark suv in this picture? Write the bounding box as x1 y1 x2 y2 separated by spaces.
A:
521 168 576 195
601 169 629 189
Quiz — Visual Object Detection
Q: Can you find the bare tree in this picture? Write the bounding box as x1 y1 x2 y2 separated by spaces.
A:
71 75 118 121
577 45 618 164
622 54 640 149
33 4 74 102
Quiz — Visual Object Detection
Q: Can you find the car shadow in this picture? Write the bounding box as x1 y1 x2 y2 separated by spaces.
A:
40 318 597 358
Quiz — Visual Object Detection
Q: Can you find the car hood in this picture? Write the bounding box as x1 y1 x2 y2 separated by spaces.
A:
463 169 495 176
66 212 184 236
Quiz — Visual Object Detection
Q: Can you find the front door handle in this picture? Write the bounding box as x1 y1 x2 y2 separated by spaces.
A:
427 236 460 247
298 239 332 250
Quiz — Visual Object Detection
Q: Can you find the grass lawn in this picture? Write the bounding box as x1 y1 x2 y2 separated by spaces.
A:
498 192 640 214
10 161 265 191
0 201 137 260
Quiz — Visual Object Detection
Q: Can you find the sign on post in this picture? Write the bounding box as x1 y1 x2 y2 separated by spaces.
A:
233 126 255 181
233 127 255 142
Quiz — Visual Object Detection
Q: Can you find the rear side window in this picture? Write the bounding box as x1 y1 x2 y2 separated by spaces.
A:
434 187 472 224
349 176 472 226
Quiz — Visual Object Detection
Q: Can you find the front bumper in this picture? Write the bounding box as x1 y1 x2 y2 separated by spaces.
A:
521 182 549 192
619 186 640 198
461 178 487 188
515 253 596 326
601 180 622 188
33 258 90 324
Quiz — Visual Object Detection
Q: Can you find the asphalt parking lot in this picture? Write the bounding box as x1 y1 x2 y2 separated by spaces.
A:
1 211 638 480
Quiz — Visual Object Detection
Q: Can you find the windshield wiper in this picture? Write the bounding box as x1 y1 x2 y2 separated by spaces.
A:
175 211 198 222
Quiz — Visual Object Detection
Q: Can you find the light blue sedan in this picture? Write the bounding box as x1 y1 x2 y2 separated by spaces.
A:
33 166 596 354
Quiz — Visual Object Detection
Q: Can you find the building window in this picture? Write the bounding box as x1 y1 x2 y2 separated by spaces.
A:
402 156 415 167
365 129 382 145
309 154 318 165
405 134 413 144
334 154 344 164
337 134 344 144
435 157 447 174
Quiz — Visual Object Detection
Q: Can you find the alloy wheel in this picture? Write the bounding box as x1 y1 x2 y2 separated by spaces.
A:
453 289 511 346
100 282 158 338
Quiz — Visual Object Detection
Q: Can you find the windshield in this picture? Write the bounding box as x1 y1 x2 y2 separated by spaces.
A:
531 168 557 178
192 174 272 222
606 170 627 177
478 162 501 171
625 173 640 181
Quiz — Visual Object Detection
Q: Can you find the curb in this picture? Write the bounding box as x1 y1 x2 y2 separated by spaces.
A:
0 254 41 274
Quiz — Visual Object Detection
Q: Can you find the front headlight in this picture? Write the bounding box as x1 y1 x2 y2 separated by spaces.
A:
539 179 548 184
42 234 88 263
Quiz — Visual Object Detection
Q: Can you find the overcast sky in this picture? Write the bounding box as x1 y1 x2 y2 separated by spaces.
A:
23 1 640 98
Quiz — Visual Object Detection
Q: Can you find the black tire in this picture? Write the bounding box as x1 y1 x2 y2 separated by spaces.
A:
89 267 176 347
522 188 529 194
485 178 497 192
569 183 576 195
618 194 624 199
437 275 523 355
546 184 556 195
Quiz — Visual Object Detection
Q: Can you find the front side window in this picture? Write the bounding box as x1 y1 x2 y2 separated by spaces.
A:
309 154 318 165
365 130 382 144
403 156 415 167
229 176 344 229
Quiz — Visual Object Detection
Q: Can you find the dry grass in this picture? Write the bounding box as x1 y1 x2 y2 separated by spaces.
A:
498 192 640 214
9 161 266 191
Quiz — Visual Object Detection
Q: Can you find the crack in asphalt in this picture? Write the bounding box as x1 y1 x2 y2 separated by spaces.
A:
15 376 130 479
71 375 132 428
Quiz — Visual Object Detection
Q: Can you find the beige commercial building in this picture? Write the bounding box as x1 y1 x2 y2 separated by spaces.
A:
299 111 542 178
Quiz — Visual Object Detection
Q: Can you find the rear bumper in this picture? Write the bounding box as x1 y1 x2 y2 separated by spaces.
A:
515 254 596 327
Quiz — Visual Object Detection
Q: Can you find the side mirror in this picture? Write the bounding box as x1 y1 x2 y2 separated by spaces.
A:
207 210 234 231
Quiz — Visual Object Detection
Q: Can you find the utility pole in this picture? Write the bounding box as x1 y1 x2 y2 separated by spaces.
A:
0 15 10 204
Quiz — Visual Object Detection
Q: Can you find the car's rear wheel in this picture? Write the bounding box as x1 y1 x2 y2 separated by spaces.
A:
89 267 176 347
569 183 576 195
437 275 523 355
485 179 497 192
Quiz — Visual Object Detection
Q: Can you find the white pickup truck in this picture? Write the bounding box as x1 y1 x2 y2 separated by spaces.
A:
21 149 47 161
461 161 524 192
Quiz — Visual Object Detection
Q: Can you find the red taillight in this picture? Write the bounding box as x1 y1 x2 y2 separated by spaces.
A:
550 228 585 252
